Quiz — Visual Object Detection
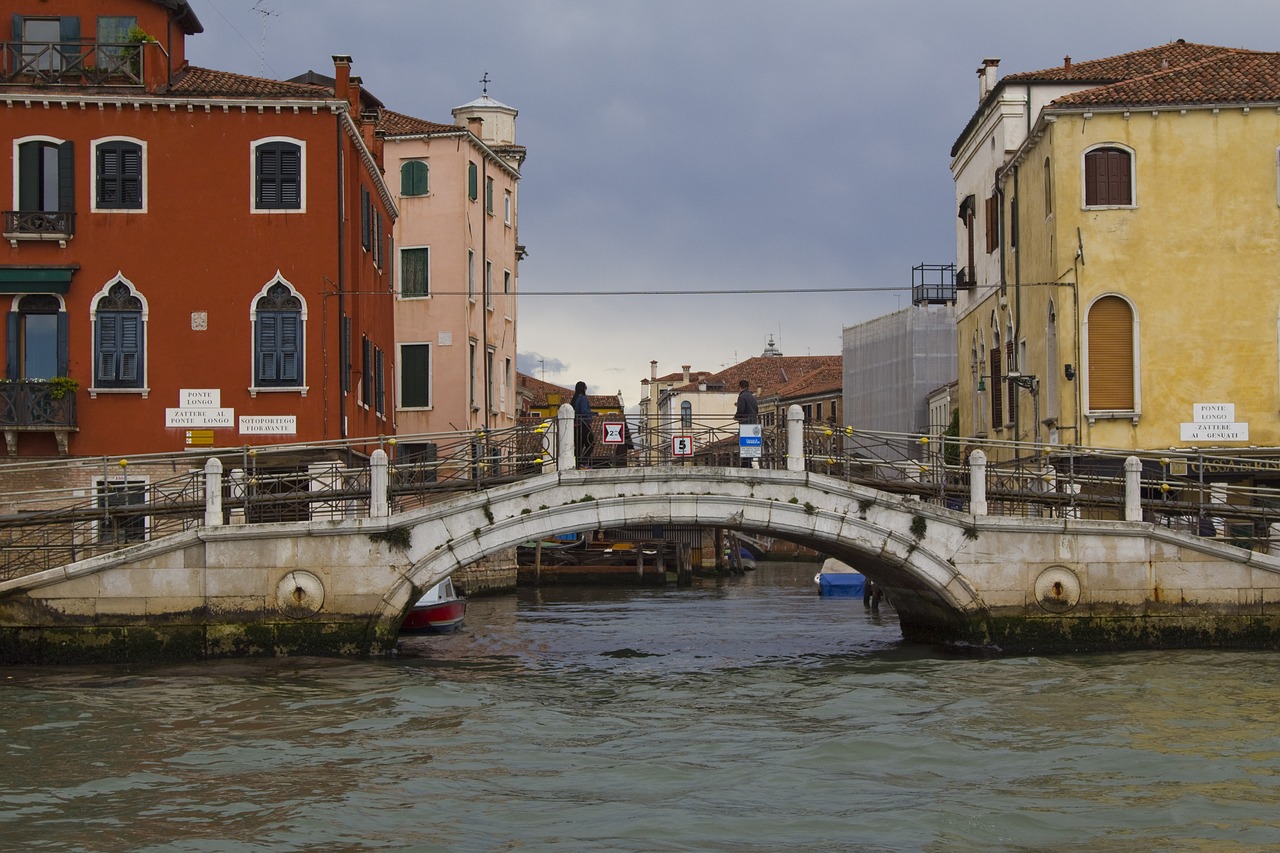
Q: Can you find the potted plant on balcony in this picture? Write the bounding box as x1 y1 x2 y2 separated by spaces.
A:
122 26 157 78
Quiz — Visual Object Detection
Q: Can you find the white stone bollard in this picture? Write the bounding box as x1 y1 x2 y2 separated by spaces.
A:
369 449 390 518
204 457 224 527
786 405 804 472
969 449 987 516
557 403 577 470
1124 455 1143 522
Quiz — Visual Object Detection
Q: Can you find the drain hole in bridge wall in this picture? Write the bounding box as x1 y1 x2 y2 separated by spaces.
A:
1033 567 1081 614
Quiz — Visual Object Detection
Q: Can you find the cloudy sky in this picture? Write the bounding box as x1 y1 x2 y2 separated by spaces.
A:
188 0 1279 403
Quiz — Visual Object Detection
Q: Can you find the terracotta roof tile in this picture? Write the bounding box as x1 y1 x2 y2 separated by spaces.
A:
516 373 619 409
684 355 842 398
1002 41 1235 85
379 109 460 136
1053 50 1280 109
168 66 336 100
776 364 844 399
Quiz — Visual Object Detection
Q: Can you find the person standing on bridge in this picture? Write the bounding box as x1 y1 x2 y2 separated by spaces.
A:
571 381 595 468
734 379 759 468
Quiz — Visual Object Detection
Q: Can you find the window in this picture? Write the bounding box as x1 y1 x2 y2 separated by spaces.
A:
374 211 384 269
469 340 477 409
486 347 496 412
467 250 475 301
401 160 428 196
14 16 78 73
95 16 136 70
503 269 511 296
681 400 692 428
485 260 493 308
360 186 371 250
504 190 512 225
253 139 303 211
93 279 144 389
468 162 478 200
253 280 304 387
957 194 976 287
1044 157 1053 217
1084 146 1133 207
96 478 147 544
340 315 351 394
12 138 74 236
361 335 372 407
1087 295 1137 412
94 139 143 210
374 347 385 416
985 193 999 253
399 343 430 408
485 176 494 214
400 247 429 297
6 294 67 380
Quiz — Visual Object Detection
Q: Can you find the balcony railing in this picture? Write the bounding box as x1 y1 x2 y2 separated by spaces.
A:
3 210 75 241
1 41 144 87
912 263 957 306
0 381 77 429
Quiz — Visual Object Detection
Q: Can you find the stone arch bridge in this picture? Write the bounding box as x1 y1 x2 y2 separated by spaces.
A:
4 464 1280 663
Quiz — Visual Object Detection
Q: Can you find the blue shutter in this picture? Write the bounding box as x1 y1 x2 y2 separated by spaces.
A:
58 141 75 217
96 313 119 381
12 15 23 42
59 17 80 69
257 313 279 382
56 311 68 377
17 142 39 212
6 313 18 381
278 313 300 382
118 314 140 382
360 187 370 250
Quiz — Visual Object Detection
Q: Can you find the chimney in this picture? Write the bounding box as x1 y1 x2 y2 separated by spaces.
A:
682 365 691 384
332 55 352 102
467 115 484 138
349 74 364 116
1064 55 1073 75
978 57 1000 101
651 360 658 384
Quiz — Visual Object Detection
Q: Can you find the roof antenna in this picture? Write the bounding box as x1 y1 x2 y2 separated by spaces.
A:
252 2 278 76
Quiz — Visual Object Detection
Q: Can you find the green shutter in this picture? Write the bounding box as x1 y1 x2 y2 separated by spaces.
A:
468 162 477 200
58 141 75 216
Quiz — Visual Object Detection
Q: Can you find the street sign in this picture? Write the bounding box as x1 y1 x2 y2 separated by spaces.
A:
602 422 625 445
185 430 215 446
672 435 693 457
739 424 762 458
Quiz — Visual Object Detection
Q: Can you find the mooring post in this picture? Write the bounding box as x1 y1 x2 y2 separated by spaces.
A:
1124 455 1143 522
786 404 804 472
203 457 224 527
370 449 390 518
557 403 576 470
969 449 988 516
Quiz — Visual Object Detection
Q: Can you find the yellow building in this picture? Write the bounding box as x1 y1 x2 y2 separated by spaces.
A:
952 42 1280 466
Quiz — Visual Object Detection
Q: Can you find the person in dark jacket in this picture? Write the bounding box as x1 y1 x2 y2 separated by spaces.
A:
570 381 595 467
734 380 758 468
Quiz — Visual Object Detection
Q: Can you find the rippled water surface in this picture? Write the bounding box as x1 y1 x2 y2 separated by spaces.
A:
4 562 1280 851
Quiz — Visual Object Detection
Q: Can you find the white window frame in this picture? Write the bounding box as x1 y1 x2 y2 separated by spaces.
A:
248 271 309 395
87 272 150 397
1081 142 1137 210
90 136 147 213
250 136 307 214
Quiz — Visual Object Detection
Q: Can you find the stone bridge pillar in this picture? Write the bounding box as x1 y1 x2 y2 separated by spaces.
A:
969 449 987 516
1124 455 1142 522
786 405 804 472
557 403 576 470
203 457 223 527
370 449 389 518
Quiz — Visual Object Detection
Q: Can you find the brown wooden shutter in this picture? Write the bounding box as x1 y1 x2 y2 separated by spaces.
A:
985 194 1000 253
1088 296 1134 409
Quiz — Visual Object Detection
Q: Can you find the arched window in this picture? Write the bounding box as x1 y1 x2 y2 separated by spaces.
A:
253 280 304 387
93 280 145 389
1087 295 1136 411
1084 146 1134 207
401 160 428 196
1043 157 1053 217
681 400 692 428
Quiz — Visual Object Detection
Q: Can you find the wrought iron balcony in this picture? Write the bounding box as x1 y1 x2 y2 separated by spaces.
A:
1 41 144 87
0 380 78 455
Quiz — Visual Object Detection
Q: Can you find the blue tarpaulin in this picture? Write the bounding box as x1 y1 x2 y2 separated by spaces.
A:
818 572 865 597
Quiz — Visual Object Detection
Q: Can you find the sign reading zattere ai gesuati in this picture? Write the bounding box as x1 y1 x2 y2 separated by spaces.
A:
1180 403 1249 442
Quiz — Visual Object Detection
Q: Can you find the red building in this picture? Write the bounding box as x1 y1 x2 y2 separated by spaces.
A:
1 0 397 460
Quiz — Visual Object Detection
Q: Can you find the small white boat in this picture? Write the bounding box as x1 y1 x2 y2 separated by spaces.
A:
401 577 466 633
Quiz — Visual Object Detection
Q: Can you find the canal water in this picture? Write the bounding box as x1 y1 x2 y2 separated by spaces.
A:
4 561 1280 851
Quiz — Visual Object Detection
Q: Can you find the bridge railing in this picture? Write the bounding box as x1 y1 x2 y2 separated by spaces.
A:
6 410 1280 580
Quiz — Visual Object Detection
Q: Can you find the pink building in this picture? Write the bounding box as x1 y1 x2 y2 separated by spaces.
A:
381 92 525 456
